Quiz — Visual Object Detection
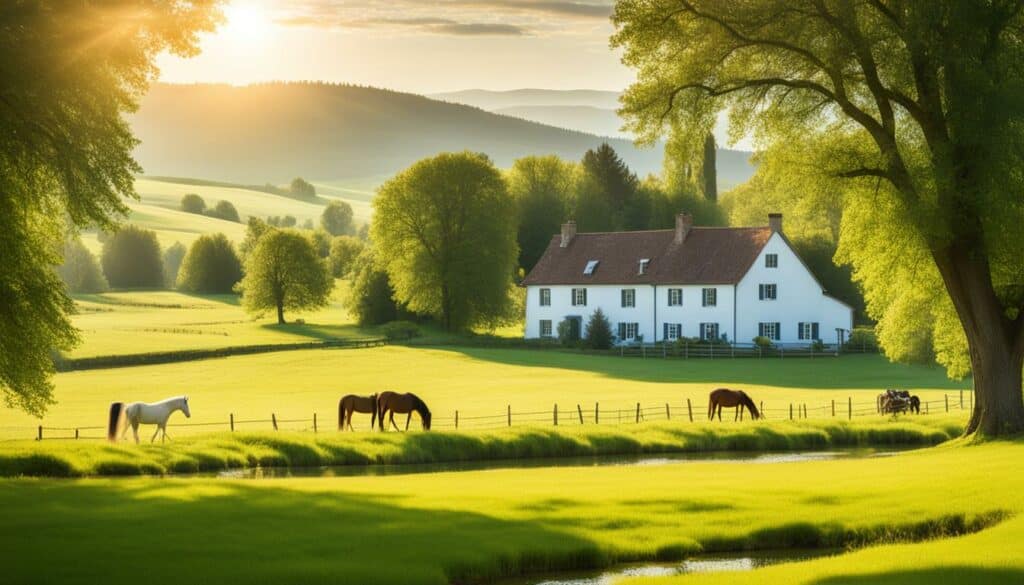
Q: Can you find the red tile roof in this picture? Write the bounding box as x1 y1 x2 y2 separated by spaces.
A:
521 227 774 286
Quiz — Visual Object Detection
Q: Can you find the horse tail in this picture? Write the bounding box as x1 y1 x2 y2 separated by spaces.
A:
338 397 346 430
108 402 125 442
707 394 715 420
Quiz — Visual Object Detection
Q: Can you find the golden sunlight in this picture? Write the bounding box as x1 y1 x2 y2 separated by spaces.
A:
219 1 272 45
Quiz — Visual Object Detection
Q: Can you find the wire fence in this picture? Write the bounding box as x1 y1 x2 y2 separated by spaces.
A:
615 341 878 359
21 390 974 441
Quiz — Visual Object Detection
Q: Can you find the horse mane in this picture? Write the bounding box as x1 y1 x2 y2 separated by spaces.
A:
738 391 761 419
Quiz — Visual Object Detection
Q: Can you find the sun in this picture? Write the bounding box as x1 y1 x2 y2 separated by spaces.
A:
220 1 272 44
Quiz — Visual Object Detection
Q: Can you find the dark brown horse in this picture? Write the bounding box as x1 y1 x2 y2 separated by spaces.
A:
377 391 432 431
338 394 378 430
708 388 761 421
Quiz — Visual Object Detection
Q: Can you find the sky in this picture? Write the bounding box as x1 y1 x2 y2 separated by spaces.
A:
156 0 632 93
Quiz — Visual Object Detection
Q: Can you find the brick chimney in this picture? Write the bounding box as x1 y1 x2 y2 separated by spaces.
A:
768 213 783 233
560 221 577 248
674 212 693 244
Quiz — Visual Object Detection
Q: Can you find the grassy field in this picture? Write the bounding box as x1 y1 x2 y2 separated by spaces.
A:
0 438 1019 584
2 346 970 440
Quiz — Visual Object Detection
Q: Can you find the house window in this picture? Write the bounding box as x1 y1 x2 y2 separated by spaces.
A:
765 253 778 268
571 288 587 306
700 323 720 340
638 258 650 275
664 323 682 341
583 260 600 275
758 322 781 341
702 288 717 307
618 322 639 341
539 320 553 338
539 288 551 306
758 283 777 300
621 288 636 308
668 288 683 306
798 322 820 340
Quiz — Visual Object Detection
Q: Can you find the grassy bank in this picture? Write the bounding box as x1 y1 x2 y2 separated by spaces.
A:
0 418 964 477
0 439 1020 584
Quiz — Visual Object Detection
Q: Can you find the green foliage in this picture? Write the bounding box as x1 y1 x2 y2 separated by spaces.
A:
321 200 355 236
575 143 641 232
507 155 576 272
206 200 240 223
0 0 219 415
753 336 773 350
557 318 578 347
380 320 421 341
176 234 243 294
373 152 519 331
346 246 403 326
100 226 164 289
267 215 297 228
239 230 333 324
701 133 717 201
239 217 272 259
180 193 206 214
289 177 316 200
162 242 187 288
57 237 107 294
584 308 614 350
329 235 364 278
308 229 332 258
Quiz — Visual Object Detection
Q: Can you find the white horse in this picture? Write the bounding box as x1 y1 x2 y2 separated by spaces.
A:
108 396 191 443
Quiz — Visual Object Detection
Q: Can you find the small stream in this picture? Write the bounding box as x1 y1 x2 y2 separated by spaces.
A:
209 447 909 479
500 550 839 585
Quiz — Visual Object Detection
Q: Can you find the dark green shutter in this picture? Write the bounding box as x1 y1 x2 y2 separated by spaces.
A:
775 322 781 340
812 323 820 340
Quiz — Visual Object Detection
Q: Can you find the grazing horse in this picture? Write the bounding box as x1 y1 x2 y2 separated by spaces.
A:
708 388 761 421
338 394 378 431
377 391 432 431
108 396 191 443
878 389 919 415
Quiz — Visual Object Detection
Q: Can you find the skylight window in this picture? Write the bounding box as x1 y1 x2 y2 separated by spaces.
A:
583 260 600 275
638 258 650 275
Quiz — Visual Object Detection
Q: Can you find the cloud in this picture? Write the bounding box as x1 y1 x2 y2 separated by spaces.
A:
449 1 612 19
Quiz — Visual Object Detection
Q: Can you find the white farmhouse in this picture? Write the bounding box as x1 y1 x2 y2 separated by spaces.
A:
522 213 853 346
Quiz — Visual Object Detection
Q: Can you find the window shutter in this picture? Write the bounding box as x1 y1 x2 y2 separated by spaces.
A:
797 322 804 340
759 285 764 300
758 323 764 337
812 323 820 340
621 290 626 307
618 323 626 339
775 322 781 340
582 289 587 306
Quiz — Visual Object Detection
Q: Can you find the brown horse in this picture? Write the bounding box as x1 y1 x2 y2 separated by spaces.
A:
377 391 432 431
338 394 378 431
708 388 761 421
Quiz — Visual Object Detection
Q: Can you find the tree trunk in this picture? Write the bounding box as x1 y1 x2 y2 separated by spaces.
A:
276 299 285 325
933 242 1024 437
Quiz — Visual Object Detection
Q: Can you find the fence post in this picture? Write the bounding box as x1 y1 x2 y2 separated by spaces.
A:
687 398 693 422
313 412 318 433
37 425 43 441
760 401 764 416
553 404 558 426
75 428 79 440
960 390 964 410
455 410 459 429
945 394 949 412
848 396 852 420
803 404 807 419
642 344 646 359
635 402 641 423
831 400 835 417
926 401 929 415
230 413 235 432
595 402 599 424
665 403 671 420
577 404 584 425
789 403 793 420
272 413 278 431
507 404 512 427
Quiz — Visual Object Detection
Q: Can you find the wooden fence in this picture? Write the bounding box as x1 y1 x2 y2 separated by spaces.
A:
26 390 974 440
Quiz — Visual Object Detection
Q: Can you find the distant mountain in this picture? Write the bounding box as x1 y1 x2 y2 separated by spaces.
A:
494 105 626 139
129 83 664 185
430 88 622 110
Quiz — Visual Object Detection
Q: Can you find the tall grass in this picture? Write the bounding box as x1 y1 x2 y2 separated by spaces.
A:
0 417 963 477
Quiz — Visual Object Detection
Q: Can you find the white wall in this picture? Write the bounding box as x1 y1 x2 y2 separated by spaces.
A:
735 233 853 345
654 285 735 342
524 284 656 341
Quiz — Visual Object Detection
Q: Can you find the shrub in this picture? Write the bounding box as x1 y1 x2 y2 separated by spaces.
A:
329 236 364 277
346 247 403 325
176 233 243 294
811 339 826 352
206 200 240 222
180 193 206 214
162 242 187 288
101 225 163 288
557 318 579 347
57 237 107 293
752 336 773 349
380 320 421 341
847 326 878 351
320 200 354 236
583 308 613 349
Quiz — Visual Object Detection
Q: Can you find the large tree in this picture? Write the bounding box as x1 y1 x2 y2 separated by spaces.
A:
575 143 641 232
373 152 518 331
0 1 220 415
507 155 576 272
176 233 243 294
321 200 355 236
238 230 333 325
614 0 1024 436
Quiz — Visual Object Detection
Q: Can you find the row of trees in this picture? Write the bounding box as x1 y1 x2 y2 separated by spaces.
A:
180 193 241 222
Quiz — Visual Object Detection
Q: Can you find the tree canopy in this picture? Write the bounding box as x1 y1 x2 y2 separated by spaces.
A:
507 155 576 272
373 152 519 331
0 0 220 415
176 233 243 294
321 200 355 236
101 225 164 288
239 229 333 324
57 237 108 294
613 0 1024 435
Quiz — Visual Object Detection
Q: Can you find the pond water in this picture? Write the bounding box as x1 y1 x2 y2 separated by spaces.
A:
499 550 839 585
209 447 910 480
